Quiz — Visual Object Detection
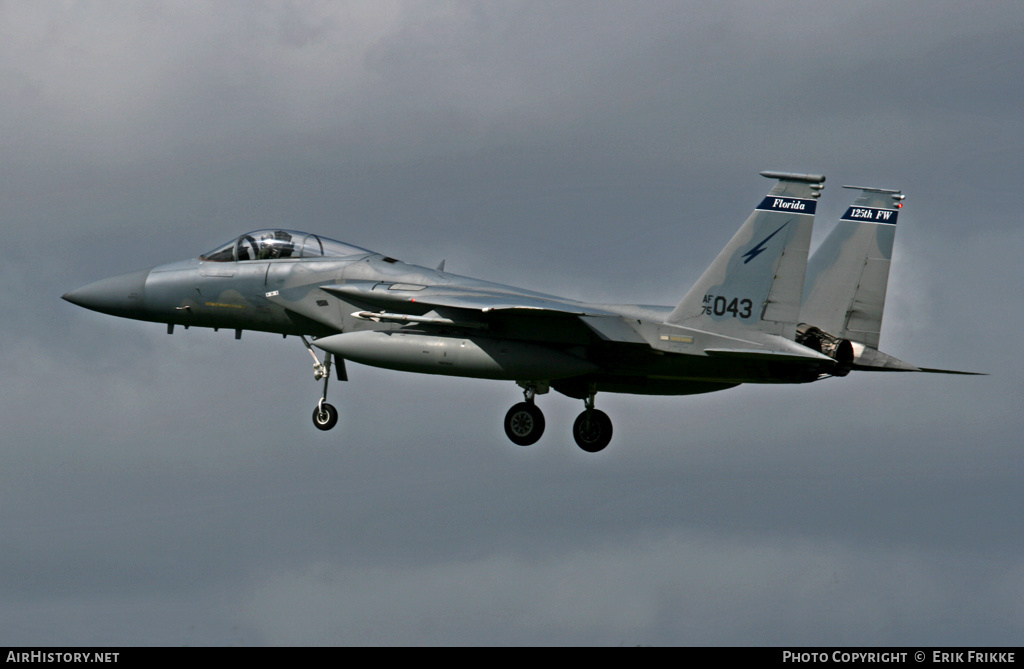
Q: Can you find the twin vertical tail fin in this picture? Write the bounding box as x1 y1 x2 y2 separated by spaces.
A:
800 186 904 350
799 187 982 375
662 174 979 374
666 171 825 337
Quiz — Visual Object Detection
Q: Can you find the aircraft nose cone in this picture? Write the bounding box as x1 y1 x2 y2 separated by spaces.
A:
63 268 151 317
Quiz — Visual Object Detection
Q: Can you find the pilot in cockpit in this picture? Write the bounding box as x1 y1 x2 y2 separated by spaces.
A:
257 230 294 259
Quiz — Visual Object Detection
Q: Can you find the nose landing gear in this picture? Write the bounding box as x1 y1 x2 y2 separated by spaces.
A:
302 335 345 431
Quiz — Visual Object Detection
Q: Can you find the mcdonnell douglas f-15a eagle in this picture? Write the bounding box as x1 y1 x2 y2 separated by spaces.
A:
63 171 977 452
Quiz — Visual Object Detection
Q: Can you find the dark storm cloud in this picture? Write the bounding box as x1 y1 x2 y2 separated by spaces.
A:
2 0 1021 645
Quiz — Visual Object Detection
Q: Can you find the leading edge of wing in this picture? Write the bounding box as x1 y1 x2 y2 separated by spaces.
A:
320 283 619 317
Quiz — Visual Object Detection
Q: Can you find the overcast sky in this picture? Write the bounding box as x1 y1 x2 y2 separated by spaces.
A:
2 1 1022 646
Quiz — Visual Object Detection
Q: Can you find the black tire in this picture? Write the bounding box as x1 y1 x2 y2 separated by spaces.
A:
504 402 545 446
312 403 339 431
572 409 613 453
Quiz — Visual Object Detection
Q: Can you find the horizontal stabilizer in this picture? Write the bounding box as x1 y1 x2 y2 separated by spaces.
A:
850 346 920 371
851 346 985 374
852 363 985 375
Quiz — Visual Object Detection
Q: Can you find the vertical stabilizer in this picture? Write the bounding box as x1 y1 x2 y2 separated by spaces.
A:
800 186 904 348
666 171 824 338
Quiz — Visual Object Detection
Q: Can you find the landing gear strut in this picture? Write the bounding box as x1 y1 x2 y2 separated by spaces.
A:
503 385 545 446
303 335 339 431
572 385 612 453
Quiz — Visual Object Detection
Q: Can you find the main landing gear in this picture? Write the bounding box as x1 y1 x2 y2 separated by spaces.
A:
504 386 546 446
302 335 343 431
503 382 613 453
571 389 612 453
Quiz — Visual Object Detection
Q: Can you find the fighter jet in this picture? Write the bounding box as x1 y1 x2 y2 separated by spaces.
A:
63 171 977 452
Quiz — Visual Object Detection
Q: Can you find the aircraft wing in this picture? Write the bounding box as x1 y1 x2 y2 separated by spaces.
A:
315 281 663 350
265 280 648 347
320 282 619 317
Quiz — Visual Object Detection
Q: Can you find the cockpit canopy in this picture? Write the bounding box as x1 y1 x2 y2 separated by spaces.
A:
200 230 372 262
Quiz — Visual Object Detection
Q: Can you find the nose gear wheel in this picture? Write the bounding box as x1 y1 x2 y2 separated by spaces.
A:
312 401 339 431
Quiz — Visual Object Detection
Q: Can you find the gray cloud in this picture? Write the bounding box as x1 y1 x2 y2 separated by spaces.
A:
2 0 1021 645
